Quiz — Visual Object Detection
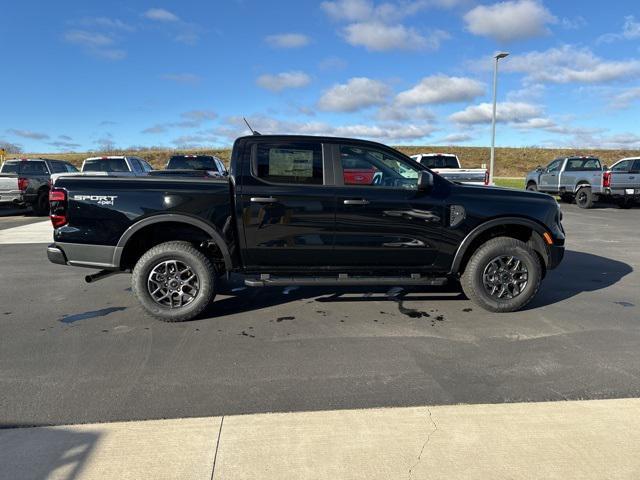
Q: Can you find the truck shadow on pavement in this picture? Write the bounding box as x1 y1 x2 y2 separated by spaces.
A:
0 425 97 480
208 250 632 317
526 250 633 309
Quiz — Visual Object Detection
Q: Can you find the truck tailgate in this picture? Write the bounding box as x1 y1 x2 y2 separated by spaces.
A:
0 174 19 192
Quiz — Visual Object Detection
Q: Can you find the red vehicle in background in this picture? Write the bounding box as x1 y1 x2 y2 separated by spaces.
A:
342 156 379 185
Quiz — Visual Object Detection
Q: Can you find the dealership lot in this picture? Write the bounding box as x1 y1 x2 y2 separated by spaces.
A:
0 203 638 427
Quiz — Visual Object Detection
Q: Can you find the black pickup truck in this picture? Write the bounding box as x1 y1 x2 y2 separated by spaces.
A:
48 135 565 321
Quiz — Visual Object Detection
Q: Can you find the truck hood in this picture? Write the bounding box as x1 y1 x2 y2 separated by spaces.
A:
452 183 555 203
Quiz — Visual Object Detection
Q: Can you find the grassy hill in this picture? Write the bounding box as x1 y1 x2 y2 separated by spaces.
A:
6 145 639 178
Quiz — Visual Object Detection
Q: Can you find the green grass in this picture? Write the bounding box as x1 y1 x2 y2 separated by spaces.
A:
493 177 525 189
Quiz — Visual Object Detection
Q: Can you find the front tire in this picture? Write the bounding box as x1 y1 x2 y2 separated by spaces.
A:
132 241 216 322
526 182 538 192
461 237 542 313
575 187 593 209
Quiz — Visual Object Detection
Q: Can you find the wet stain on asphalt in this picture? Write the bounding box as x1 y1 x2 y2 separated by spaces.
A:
316 310 327 316
239 330 255 338
276 316 295 322
463 308 473 312
3 312 11 315
59 307 127 324
614 301 634 307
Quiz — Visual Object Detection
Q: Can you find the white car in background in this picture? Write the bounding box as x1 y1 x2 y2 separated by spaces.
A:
411 153 489 186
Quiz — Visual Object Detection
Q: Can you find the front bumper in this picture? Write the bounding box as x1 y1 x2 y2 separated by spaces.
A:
548 244 565 270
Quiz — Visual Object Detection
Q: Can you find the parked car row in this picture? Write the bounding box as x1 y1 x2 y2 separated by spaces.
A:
0 154 227 214
410 153 489 186
525 156 640 208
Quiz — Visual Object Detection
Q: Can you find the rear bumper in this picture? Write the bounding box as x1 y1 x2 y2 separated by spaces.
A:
47 242 119 269
602 188 640 198
0 191 24 205
47 244 68 265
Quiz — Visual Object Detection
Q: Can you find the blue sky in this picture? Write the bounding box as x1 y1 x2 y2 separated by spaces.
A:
1 0 639 152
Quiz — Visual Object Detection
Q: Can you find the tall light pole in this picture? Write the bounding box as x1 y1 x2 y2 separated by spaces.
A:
489 52 509 186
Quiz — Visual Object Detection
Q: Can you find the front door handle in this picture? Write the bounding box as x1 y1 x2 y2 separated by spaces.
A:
343 199 370 205
250 197 278 203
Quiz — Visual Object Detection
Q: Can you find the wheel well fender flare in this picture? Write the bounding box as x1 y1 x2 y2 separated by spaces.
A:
573 181 591 193
113 214 232 270
450 217 548 274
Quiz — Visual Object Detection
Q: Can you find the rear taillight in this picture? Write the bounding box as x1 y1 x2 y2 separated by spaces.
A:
49 189 68 228
603 171 611 188
484 170 490 186
18 177 29 191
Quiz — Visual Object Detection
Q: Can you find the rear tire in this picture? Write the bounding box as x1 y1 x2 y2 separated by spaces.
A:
575 187 593 209
132 241 216 322
33 191 50 216
461 237 542 313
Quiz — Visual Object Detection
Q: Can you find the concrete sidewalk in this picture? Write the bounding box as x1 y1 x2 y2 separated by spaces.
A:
0 219 52 244
2 398 639 480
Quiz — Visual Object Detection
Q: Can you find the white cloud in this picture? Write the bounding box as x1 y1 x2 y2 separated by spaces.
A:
216 114 435 143
374 105 434 122
436 133 474 144
610 87 640 109
598 15 640 43
64 30 114 48
6 129 50 140
64 30 126 60
449 102 542 124
256 71 311 92
318 77 390 112
396 75 485 106
343 22 449 51
321 0 461 22
464 0 557 42
504 45 640 84
318 56 348 71
265 33 310 48
78 17 135 32
144 8 180 22
161 73 202 85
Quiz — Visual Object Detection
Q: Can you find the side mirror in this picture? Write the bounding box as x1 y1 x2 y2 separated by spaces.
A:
417 171 434 191
536 166 544 172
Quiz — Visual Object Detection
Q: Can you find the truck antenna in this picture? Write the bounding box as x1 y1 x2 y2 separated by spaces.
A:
243 117 261 136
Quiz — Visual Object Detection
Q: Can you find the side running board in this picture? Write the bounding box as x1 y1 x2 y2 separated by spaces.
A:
244 274 447 287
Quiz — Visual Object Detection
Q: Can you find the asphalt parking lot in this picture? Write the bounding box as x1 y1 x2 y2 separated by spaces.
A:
0 203 638 427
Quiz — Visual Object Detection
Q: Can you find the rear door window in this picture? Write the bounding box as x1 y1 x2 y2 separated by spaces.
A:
632 160 640 172
254 143 323 185
48 161 67 173
612 160 633 172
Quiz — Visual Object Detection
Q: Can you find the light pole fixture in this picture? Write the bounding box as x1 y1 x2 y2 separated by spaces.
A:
489 51 509 185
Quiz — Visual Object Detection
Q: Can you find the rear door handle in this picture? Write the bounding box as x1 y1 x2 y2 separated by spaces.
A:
343 199 370 205
250 197 278 203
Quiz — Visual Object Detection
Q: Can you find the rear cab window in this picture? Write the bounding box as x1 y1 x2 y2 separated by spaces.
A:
0 162 20 174
167 155 217 171
254 143 323 185
420 155 459 169
83 158 130 173
564 158 601 171
18 161 49 175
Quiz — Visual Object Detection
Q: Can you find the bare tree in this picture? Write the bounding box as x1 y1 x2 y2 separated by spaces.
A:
0 141 23 154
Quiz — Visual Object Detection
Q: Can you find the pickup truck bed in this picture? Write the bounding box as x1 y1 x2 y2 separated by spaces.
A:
48 134 565 321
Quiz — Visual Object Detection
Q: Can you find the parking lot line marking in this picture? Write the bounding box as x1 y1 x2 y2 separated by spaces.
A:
0 220 53 245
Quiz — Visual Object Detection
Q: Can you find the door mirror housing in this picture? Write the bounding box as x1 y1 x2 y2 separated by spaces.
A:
417 171 434 191
536 166 544 172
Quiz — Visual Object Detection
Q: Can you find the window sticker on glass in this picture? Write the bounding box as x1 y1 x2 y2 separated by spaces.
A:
268 149 314 178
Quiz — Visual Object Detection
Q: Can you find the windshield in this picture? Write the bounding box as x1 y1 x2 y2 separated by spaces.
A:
420 155 459 169
83 158 130 172
0 162 20 174
167 155 216 170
